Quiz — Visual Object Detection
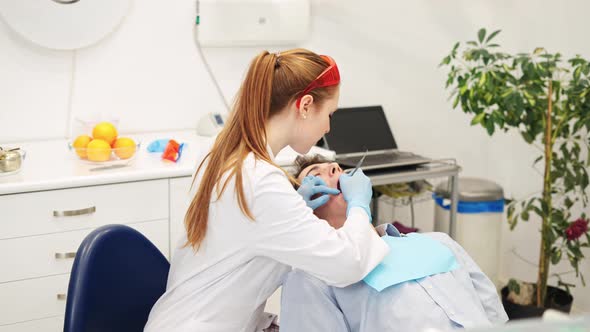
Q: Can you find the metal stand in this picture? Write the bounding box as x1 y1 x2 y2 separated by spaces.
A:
367 160 461 238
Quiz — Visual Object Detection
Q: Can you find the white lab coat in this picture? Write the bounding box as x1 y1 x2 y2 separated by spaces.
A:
144 146 389 332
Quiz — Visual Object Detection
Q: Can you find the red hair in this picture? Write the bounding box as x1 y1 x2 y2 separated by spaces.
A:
184 49 339 250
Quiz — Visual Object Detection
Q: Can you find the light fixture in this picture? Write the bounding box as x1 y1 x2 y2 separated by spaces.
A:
0 0 132 50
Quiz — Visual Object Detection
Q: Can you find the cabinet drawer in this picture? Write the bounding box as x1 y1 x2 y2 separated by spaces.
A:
0 274 69 326
0 180 168 239
0 219 169 283
0 316 63 332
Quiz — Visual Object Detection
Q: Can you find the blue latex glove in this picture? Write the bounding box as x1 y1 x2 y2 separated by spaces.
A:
297 175 340 210
339 169 373 221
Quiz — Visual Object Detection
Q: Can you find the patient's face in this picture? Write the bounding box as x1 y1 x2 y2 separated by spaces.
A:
298 162 347 229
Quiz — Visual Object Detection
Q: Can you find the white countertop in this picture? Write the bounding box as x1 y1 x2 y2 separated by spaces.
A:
0 130 207 195
0 130 335 195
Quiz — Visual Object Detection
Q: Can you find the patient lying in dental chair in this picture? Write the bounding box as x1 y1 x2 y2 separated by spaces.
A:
279 155 508 332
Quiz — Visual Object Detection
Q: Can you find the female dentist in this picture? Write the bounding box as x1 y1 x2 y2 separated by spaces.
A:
144 49 389 332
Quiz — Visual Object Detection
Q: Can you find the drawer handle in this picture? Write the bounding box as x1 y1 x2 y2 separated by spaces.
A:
55 252 77 259
53 206 96 217
57 293 67 300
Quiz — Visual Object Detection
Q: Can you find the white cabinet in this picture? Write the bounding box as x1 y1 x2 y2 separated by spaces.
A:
0 274 70 326
169 176 193 253
0 218 170 283
0 220 169 326
0 181 171 330
0 180 168 239
0 131 208 330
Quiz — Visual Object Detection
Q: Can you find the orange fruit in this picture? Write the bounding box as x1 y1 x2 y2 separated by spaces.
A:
113 137 136 159
86 139 112 162
92 122 118 146
72 135 92 159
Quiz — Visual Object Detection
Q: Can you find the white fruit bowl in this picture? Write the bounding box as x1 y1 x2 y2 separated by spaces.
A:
68 139 141 166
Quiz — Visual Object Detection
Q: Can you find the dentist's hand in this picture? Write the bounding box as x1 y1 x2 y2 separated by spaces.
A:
297 175 341 210
339 169 373 221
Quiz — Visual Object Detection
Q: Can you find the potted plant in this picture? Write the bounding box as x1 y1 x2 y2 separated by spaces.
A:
440 28 590 319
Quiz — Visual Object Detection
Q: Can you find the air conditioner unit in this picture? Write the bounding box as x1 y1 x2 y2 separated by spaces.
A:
195 0 310 47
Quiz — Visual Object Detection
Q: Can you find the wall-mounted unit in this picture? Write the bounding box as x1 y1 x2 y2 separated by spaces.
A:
196 0 310 47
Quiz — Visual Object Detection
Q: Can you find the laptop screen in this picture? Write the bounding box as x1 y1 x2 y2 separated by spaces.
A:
323 105 398 154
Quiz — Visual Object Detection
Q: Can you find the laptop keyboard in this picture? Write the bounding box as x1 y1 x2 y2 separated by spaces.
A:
361 154 403 163
340 152 413 165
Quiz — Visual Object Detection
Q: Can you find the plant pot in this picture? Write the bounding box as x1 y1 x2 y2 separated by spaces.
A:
501 285 573 320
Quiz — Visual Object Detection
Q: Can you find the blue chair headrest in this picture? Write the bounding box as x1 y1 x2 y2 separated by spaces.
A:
64 224 170 332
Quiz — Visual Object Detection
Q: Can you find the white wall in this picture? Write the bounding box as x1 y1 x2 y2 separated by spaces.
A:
0 0 230 142
1 0 589 313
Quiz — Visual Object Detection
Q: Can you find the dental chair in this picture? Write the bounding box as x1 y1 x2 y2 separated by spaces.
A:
63 224 170 332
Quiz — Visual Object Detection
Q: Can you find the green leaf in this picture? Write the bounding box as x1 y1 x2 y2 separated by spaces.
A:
558 280 574 294
440 56 451 67
521 131 534 144
507 279 520 294
478 72 487 87
574 66 582 81
471 113 486 125
507 204 515 219
478 28 486 44
581 168 589 189
527 97 536 106
532 206 543 218
551 247 562 265
485 118 495 135
569 245 583 258
522 211 530 221
486 30 501 43
452 95 460 109
460 85 468 96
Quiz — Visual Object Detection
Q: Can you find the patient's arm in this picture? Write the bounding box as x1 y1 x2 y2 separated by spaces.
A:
280 270 350 332
428 233 509 324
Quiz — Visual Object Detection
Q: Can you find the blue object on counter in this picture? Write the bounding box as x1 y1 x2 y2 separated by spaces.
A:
147 139 170 153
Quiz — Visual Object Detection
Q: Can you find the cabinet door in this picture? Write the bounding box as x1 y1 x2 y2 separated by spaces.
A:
169 176 193 256
0 219 169 325
0 274 69 326
0 180 168 239
0 219 169 283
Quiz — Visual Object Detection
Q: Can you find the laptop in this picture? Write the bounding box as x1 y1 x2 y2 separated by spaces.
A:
321 106 431 171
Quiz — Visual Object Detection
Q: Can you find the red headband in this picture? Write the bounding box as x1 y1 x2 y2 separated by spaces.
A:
296 55 340 108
